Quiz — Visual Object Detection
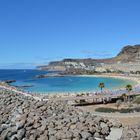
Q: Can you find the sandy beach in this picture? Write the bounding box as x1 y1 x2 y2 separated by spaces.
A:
30 73 140 101
78 73 140 85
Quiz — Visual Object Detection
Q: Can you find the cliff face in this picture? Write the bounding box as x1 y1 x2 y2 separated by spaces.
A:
37 45 140 72
115 45 140 63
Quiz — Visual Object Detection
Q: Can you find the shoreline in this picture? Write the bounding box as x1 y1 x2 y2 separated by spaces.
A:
79 73 140 93
0 73 140 100
1 73 140 93
24 73 140 96
77 73 140 85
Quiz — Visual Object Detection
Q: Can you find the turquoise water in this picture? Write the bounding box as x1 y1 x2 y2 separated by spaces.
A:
0 69 136 93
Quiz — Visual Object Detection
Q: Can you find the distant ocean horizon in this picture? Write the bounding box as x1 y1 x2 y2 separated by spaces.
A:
0 69 136 94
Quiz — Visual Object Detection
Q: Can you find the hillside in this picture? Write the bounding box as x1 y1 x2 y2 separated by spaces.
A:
37 45 140 73
115 45 140 63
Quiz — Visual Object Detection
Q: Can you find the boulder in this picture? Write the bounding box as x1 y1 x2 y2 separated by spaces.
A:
80 131 92 139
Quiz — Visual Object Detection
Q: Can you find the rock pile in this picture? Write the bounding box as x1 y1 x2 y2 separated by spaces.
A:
0 87 135 140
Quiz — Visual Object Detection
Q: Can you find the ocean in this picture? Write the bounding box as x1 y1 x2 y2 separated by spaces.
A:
0 69 135 94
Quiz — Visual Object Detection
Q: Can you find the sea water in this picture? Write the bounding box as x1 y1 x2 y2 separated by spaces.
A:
0 69 136 94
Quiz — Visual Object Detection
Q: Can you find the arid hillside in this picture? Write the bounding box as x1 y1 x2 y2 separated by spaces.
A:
37 45 140 72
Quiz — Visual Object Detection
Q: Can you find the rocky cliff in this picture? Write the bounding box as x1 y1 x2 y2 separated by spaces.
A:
115 44 140 63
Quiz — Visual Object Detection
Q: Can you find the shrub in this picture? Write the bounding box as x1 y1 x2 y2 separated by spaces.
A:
95 107 140 113
95 107 118 113
119 108 132 113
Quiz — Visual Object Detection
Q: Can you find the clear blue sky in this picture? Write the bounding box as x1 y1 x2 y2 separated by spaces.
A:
0 0 140 69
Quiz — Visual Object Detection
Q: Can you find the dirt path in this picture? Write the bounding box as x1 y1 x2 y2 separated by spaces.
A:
78 104 140 126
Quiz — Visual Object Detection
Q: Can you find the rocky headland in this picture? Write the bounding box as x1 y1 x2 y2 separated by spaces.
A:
34 73 64 79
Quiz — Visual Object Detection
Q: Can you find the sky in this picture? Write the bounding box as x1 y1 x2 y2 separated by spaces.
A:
0 0 140 69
